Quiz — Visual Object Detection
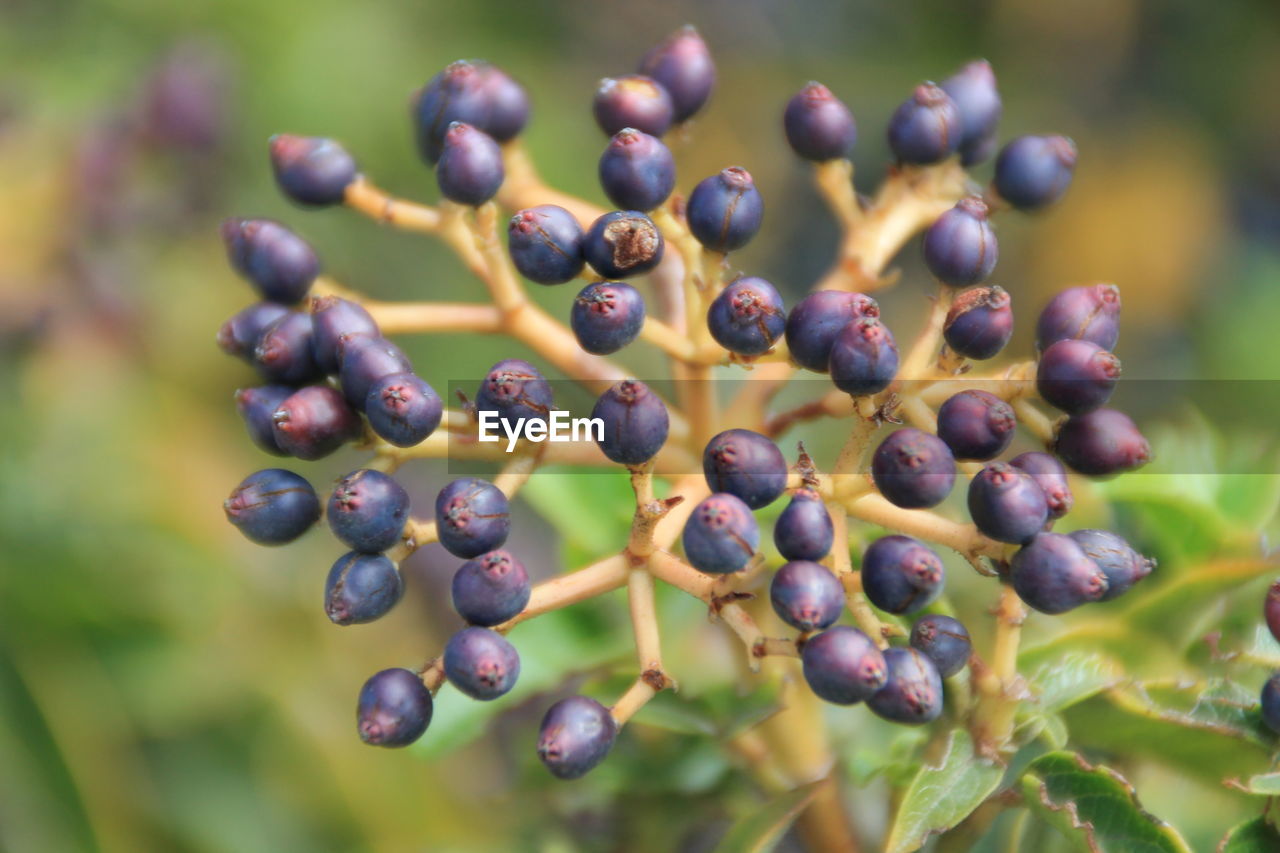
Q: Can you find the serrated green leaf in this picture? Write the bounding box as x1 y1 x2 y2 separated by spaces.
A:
1219 816 1280 852
884 728 1003 853
712 783 819 853
1021 751 1192 852
1025 651 1126 714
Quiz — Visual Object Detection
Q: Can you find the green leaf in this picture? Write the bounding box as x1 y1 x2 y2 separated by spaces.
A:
712 783 820 853
1122 559 1279 640
1025 651 1126 714
1225 772 1280 797
884 728 1003 853
1219 816 1280 852
519 467 635 560
1021 751 1192 852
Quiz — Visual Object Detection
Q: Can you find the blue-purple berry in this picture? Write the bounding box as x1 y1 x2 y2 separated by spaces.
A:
591 379 670 466
867 647 944 725
994 134 1077 211
235 385 292 456
1261 674 1280 735
436 122 504 206
943 285 1013 360
1010 451 1073 520
325 551 404 625
254 311 322 385
887 83 960 165
829 316 899 396
910 615 971 678
365 372 442 448
1037 339 1121 415
474 358 554 424
581 211 664 279
702 428 788 510
1053 408 1151 477
784 82 857 161
452 550 531 627
1067 529 1155 601
707 276 786 356
224 468 319 545
638 25 715 122
785 290 879 373
537 695 617 779
936 390 1016 461
939 60 1000 166
338 334 413 408
443 627 520 701
269 134 356 207
968 462 1049 544
770 560 845 632
682 493 759 574
871 429 957 509
507 205 586 285
218 301 290 361
222 218 318 305
357 668 433 748
774 488 835 562
599 128 676 212
413 60 529 164
593 74 674 137
801 626 887 705
327 469 410 554
435 477 511 559
923 197 998 287
1268 582 1280 646
1035 283 1121 353
571 281 646 355
686 167 764 253
861 535 945 615
310 296 378 374
1010 533 1109 614
271 385 362 460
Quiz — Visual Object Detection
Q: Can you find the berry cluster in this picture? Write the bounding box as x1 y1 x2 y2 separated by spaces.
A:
219 25 1157 782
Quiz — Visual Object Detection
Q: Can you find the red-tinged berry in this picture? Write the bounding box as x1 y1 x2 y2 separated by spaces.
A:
887 83 960 165
235 385 292 456
774 488 835 562
1067 529 1155 601
443 627 520 701
357 668 433 748
218 301 290 361
943 285 1013 360
861 534 945 615
801 626 887 705
707 276 786 356
967 462 1049 544
682 493 759 574
435 478 511 559
910 615 971 678
1009 451 1073 519
923 197 998 287
638 25 715 122
867 647 944 724
413 60 529 164
271 385 362 460
325 551 404 625
1010 533 1108 614
591 379 670 466
269 134 356 207
451 550 531 627
1037 339 1121 415
593 74 674 137
310 296 378 375
703 428 788 510
770 560 844 632
872 429 956 509
474 358 555 424
785 290 879 373
507 205 586 285
1035 283 1121 353
537 695 617 779
338 335 413 408
254 311 322 385
224 468 320 545
222 218 318 305
936 390 1016 461
1268 581 1280 646
436 122 504 206
327 469 410 554
784 82 857 161
1053 408 1151 476
365 373 442 448
599 128 676 212
571 281 646 355
582 210 665 279
829 316 899 396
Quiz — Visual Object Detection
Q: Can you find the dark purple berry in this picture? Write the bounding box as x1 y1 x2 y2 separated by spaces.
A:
271 385 362 460
784 82 857 161
413 60 529 164
357 668 433 748
325 551 404 625
940 60 1000 166
537 695 617 779
872 429 956 509
1010 533 1109 614
1009 452 1073 519
1037 339 1121 415
702 428 788 510
1267 581 1280 646
638 25 715 122
435 478 511 559
1067 529 1155 601
994 135 1077 211
1035 283 1121 353
801 626 887 705
968 462 1049 544
785 290 879 373
338 334 413 407
474 358 554 424
598 128 676 212
943 285 1013 360
327 469 410 554
707 276 786 356
507 205 586 285
591 379 670 466
269 134 356 207
571 281 646 355
224 468 319 545
310 296 378 374
923 197 998 287
937 390 1016 461
910 615 971 678
1053 408 1152 477
592 74 674 137
443 627 520 700
254 311 321 384
774 488 835 562
451 550 531 627
436 122 504 206
770 560 844 632
235 385 292 456
887 83 960 165
581 210 664 279
365 372 443 447
829 316 899 396
682 493 759 574
686 167 764 253
217 302 290 361
221 218 318 305
867 648 944 724
1262 674 1280 735
861 535 945 615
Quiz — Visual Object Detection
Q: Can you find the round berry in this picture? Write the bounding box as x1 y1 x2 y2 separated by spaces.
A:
507 205 586 285
413 60 529 164
591 379 670 466
829 316 899 396
592 74 674 137
682 493 759 574
338 334 413 408
452 550 531 627
218 301 290 361
861 535 945 615
1262 674 1280 735
801 626 887 705
774 488 835 562
571 281 646 355
770 560 844 632
1035 283 1121 353
269 134 356 207
474 358 554 424
1053 408 1151 477
254 311 322 385
599 128 676 212
1010 533 1109 614
910 615 971 678
943 285 1013 360
784 82 857 161
785 290 879 373
435 477 511 559
436 122 504 206
221 218 318 305
581 211 665 279
686 167 764 253
887 83 960 165
224 468 319 545
443 627 520 701
939 60 1000 166
325 551 404 625
235 385 292 456
537 695 617 779
1267 581 1280 646
707 276 786 356
365 372 442 447
271 385 362 460
638 25 715 122
994 135 1077 211
968 462 1049 544
1037 339 1121 415
936 390 1016 461
702 428 788 510
867 647 944 725
327 469 410 554
1067 529 1155 602
923 197 998 287
872 429 956 509
1009 452 1073 519
310 296 378 374
357 668 433 748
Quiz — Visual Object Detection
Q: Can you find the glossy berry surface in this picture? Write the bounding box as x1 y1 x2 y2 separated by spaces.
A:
435 478 510 559
994 134 1077 211
774 488 835 562
1068 529 1154 601
1009 451 1073 520
310 296 378 374
867 648 944 725
1010 533 1109 614
922 197 998 287
222 218 319 304
593 75 674 137
571 281 646 355
1267 581 1280 646
943 285 1013 360
638 25 715 122
784 82 857 161
475 358 554 423
682 493 759 574
861 535 946 615
871 429 956 509
327 469 410 554
235 385 292 456
829 316 899 396
224 468 319 545
413 60 529 164
770 560 844 632
537 695 617 779
801 626 888 705
1053 408 1152 476
1035 283 1121 353
271 385 362 460
581 210 664 279
325 551 404 625
598 128 675 212
436 122 504 206
887 83 960 165
910 615 971 678
1037 339 1121 415
218 301 290 361
939 60 1001 166
452 550 531 627
592 379 670 466
968 462 1049 544
702 428 788 510
365 372 443 447
443 627 520 700
357 668 433 748
269 134 356 207
936 389 1016 461
508 205 586 285
254 311 321 385
339 335 413 408
686 167 764 253
1262 674 1280 735
706 276 786 356
785 290 879 373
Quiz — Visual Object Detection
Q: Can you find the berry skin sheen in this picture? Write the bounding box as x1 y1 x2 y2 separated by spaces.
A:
706 276 786 356
435 478 511 559
593 74 674 137
785 290 879 373
682 493 759 574
1035 283 1121 353
224 468 320 545
443 627 521 700
235 385 292 456
936 389 1016 461
1010 533 1109 614
829 316 899 396
598 128 676 212
591 379 670 466
923 197 998 287
940 60 1001 166
686 167 764 252
910 614 971 678
784 82 857 161
507 205 586 285
475 358 555 424
218 301 290 361
1036 339 1121 415
269 134 357 207
861 535 946 615
451 550 531 627
871 429 956 509
1267 580 1280 646
801 626 888 705
325 551 404 625
943 286 1013 360
1053 408 1152 476
1009 451 1074 519
537 695 618 779
1067 529 1155 601
770 560 845 631
994 134 1077 211
413 60 529 164
967 462 1050 544
1263 673 1280 735
638 25 715 122
435 122 504 206
887 83 961 165
702 428 788 510
254 311 321 385
582 210 665 279
774 488 835 562
357 668 433 748
867 647 944 724
271 385 362 460
365 372 443 448
338 334 413 408
571 281 646 355
222 218 319 305
327 469 411 554
310 296 379 374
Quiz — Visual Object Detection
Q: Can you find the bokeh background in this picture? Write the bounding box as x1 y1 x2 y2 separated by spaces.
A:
2 0 1279 850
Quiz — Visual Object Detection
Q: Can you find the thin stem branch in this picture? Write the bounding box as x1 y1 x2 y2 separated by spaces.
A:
899 285 954 381
343 177 442 233
827 500 888 647
610 677 658 727
497 140 606 226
